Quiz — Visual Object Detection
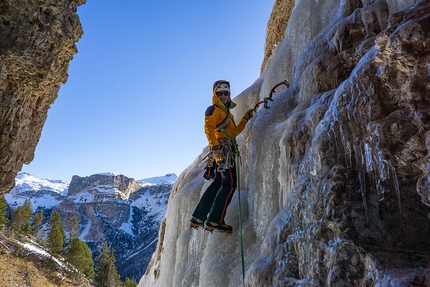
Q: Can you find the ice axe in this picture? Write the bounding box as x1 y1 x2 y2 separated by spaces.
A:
253 80 290 112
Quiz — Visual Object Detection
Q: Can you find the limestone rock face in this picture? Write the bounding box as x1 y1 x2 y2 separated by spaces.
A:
68 173 142 199
261 0 294 73
61 174 143 240
0 0 85 195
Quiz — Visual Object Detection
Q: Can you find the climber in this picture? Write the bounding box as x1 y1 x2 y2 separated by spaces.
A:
190 80 254 234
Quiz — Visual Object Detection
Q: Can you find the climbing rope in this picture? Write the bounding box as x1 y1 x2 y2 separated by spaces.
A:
235 150 246 286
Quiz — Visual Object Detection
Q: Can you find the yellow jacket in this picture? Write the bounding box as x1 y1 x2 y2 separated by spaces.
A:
204 82 248 148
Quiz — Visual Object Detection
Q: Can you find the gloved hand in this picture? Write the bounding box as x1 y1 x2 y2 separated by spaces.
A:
244 108 255 120
212 145 224 162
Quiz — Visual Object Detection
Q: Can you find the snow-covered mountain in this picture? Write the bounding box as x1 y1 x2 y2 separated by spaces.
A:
5 171 177 281
5 172 69 209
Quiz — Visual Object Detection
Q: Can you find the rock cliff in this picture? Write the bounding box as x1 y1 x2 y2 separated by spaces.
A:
261 0 294 73
67 173 142 199
0 0 84 195
140 0 430 286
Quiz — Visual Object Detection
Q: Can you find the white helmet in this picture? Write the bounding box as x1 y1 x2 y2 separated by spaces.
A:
216 83 230 93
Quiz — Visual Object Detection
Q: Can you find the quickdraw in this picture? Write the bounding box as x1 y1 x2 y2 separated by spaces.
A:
253 80 290 111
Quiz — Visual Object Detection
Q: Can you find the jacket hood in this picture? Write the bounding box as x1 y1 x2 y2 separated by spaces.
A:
212 80 236 110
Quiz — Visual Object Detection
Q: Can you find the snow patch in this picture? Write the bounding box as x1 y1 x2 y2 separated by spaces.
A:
14 172 69 195
138 173 177 187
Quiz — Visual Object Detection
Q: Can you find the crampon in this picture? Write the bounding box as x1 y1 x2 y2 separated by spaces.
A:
204 221 233 236
190 217 205 230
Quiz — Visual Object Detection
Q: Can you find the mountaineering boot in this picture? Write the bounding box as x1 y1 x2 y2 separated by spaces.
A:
190 217 205 229
204 221 233 235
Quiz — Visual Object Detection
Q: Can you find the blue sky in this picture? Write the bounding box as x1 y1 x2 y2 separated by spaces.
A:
22 1 275 181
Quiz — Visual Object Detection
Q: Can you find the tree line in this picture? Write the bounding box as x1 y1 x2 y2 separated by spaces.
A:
0 196 138 287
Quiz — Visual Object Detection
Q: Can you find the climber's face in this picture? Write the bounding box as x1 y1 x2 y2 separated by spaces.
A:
216 91 230 104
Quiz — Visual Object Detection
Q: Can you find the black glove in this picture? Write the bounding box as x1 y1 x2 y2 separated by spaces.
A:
244 109 255 120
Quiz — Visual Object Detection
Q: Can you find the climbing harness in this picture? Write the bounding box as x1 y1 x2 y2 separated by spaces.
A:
253 80 290 111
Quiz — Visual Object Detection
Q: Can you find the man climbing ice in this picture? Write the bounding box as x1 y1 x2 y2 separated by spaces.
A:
190 80 254 234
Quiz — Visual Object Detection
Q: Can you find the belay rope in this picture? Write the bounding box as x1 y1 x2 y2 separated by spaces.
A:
235 147 246 286
235 80 290 285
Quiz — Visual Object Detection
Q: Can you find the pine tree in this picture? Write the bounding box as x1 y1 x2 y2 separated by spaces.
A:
49 210 66 242
123 277 138 287
65 236 94 279
94 242 121 287
32 208 44 236
49 210 62 229
47 210 65 254
0 196 8 230
10 207 22 231
65 215 80 241
11 199 32 233
48 226 65 254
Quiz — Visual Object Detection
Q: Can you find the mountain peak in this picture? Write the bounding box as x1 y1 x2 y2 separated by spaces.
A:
67 173 142 200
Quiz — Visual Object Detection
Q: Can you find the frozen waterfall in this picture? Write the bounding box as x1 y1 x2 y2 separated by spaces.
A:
139 0 430 286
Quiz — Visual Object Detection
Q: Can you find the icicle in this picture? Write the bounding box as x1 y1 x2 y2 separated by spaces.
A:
319 197 328 223
361 7 370 35
364 143 373 172
330 27 343 53
378 159 389 181
378 185 385 201
391 166 401 214
359 171 369 224
373 0 388 31
340 125 352 168
353 139 364 171
330 122 341 164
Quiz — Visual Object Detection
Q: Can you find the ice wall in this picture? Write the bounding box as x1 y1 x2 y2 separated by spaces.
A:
140 0 430 286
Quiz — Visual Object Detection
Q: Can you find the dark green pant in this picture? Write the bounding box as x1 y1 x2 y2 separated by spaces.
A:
192 166 237 224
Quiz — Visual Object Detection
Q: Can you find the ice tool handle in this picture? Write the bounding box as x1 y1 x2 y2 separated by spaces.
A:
253 80 290 111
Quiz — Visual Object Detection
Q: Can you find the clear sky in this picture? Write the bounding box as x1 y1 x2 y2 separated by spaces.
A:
22 1 275 181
